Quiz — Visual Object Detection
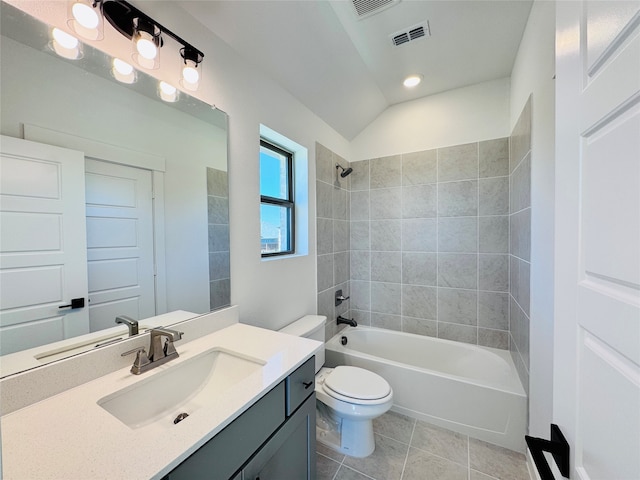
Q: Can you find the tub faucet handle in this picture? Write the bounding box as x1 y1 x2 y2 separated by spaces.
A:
335 289 350 306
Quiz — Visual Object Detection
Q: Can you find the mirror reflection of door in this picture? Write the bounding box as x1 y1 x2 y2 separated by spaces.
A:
0 136 157 355
0 136 89 355
84 159 155 332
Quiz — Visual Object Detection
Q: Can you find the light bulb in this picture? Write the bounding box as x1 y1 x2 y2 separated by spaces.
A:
182 65 199 85
111 58 136 84
113 58 133 76
71 2 99 29
160 82 176 95
52 28 79 50
158 81 178 102
136 37 158 60
403 75 423 88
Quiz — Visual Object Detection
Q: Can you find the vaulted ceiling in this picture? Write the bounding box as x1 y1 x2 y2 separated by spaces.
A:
180 0 533 140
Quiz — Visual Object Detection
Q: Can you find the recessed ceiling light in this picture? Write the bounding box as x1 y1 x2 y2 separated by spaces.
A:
403 74 423 88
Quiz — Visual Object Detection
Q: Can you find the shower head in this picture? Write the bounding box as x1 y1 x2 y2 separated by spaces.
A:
336 164 353 178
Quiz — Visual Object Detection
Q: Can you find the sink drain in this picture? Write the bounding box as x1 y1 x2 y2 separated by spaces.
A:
174 412 189 424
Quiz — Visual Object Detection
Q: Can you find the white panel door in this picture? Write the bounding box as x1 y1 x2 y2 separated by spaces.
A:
555 2 640 479
0 135 89 354
84 159 155 331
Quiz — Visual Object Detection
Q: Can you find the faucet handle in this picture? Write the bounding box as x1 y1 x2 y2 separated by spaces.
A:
121 346 151 374
335 289 351 306
164 338 178 356
150 327 183 342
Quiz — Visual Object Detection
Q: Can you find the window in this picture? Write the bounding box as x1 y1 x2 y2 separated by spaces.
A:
260 139 294 256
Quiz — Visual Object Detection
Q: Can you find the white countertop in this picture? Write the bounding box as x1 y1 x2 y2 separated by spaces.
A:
1 323 321 480
0 310 199 378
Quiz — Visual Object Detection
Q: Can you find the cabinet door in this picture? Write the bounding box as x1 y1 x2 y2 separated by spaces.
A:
243 393 316 480
168 382 285 480
285 356 315 416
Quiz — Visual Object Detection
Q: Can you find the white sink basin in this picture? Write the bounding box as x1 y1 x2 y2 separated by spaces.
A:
98 348 265 429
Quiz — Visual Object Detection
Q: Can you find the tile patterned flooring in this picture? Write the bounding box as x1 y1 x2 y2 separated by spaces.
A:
316 411 531 480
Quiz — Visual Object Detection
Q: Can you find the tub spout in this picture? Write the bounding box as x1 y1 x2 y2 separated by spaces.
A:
337 315 357 327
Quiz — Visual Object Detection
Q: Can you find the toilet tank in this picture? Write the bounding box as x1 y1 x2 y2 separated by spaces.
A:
278 315 326 372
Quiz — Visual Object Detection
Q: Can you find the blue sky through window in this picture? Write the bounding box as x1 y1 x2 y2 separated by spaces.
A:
260 147 288 240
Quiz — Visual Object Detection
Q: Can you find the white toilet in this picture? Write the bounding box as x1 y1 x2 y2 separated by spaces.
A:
279 315 393 458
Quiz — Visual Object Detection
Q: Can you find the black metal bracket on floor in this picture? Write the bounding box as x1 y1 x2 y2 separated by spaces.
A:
525 424 570 479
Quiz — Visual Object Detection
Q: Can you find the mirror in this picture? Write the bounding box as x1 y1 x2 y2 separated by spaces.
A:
0 2 230 376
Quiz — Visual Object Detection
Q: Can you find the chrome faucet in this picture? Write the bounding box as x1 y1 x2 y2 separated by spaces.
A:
115 315 139 336
122 327 184 375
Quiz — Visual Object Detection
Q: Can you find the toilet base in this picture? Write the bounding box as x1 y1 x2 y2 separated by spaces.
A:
316 415 375 458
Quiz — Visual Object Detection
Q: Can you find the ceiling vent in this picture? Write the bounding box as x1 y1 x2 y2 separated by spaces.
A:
351 0 400 20
390 21 430 47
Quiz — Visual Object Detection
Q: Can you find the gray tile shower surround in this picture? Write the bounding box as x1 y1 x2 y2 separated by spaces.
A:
316 143 352 341
508 97 532 395
344 138 512 350
206 167 230 310
316 411 530 480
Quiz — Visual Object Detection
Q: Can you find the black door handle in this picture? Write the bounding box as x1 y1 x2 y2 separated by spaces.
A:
59 297 85 309
303 381 313 389
525 424 570 479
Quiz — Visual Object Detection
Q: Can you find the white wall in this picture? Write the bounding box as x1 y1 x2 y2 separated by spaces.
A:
350 77 511 161
128 2 351 329
509 0 556 438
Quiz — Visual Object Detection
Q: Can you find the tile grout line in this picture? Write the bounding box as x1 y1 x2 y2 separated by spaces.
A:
399 418 417 480
400 153 404 333
468 434 471 480
476 141 480 347
330 452 347 480
435 148 440 339
406 442 474 470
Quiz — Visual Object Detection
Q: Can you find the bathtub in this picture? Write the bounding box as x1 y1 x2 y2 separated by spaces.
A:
324 326 527 452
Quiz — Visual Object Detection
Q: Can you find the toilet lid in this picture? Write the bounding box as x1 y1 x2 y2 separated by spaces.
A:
324 366 391 400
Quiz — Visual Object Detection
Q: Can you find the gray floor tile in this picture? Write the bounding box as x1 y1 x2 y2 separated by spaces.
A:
316 420 532 480
317 453 341 480
318 441 346 462
469 438 529 480
410 421 469 466
402 447 468 480
373 411 416 444
335 465 376 480
343 434 408 480
471 469 500 480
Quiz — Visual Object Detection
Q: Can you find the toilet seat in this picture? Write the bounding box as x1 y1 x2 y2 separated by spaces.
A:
320 366 392 405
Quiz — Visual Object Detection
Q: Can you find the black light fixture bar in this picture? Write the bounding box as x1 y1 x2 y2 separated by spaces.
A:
102 0 204 61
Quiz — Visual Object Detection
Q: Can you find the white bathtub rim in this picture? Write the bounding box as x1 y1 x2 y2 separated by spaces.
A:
327 327 526 397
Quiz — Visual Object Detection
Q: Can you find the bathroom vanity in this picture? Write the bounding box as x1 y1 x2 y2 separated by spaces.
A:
0 308 321 479
166 356 316 480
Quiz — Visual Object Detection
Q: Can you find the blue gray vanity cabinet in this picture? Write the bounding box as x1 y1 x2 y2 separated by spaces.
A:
166 356 316 480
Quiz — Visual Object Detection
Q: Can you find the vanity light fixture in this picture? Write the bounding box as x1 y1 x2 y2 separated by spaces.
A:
102 0 204 87
50 28 83 60
180 46 203 91
131 17 161 69
159 81 179 103
403 74 423 88
111 58 136 84
68 0 104 40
